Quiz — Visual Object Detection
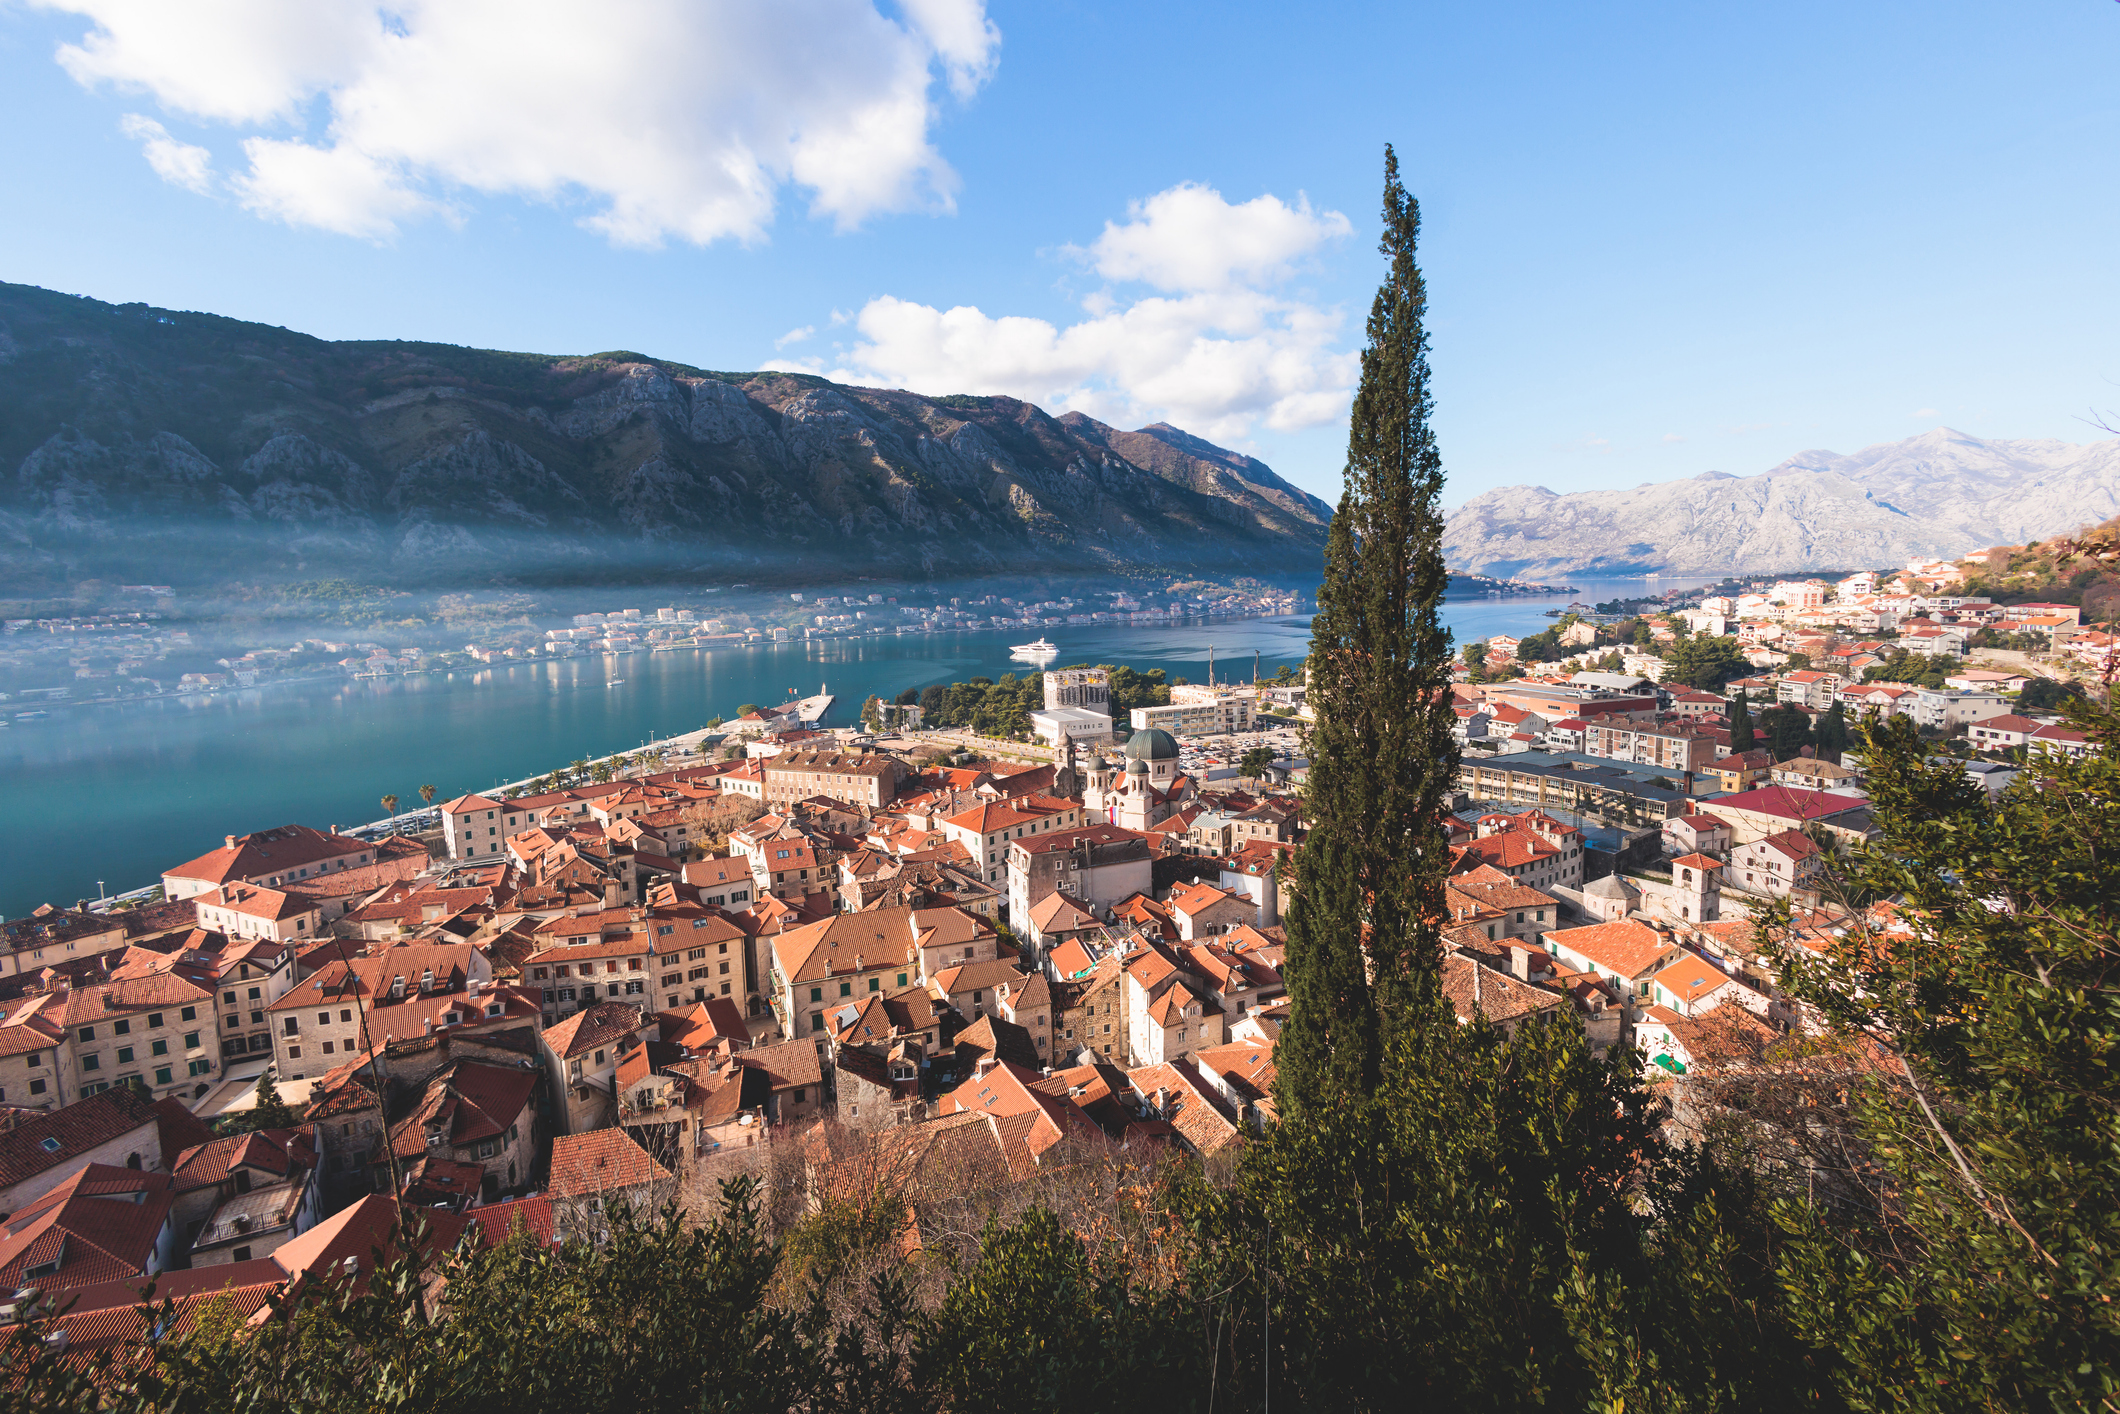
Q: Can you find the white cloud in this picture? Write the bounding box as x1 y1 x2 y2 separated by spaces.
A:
774 325 817 350
118 113 213 193
36 0 999 244
1913 406 1939 417
1074 182 1351 292
772 183 1357 441
1662 432 1686 443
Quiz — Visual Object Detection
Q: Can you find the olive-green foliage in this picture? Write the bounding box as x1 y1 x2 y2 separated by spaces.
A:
1861 650 1953 690
1184 1003 1813 1412
1768 705 2120 1413
1664 634 1750 690
916 1208 1201 1412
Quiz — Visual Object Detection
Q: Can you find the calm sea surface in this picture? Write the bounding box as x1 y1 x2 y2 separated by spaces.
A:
0 579 1651 916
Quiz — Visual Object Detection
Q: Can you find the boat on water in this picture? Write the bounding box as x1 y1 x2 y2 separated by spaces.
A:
14 710 49 720
1010 637 1059 659
607 679 626 687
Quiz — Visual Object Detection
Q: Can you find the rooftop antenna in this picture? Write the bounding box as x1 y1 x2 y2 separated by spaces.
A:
1208 644 1215 688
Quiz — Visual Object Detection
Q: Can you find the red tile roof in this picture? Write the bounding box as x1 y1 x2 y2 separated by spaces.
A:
0 1165 174 1290
0 1088 160 1190
548 1128 671 1198
542 1001 647 1060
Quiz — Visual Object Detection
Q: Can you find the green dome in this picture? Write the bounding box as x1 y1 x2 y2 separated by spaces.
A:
1124 727 1180 762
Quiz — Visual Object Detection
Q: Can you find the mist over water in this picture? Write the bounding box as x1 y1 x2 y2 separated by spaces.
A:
0 579 1654 918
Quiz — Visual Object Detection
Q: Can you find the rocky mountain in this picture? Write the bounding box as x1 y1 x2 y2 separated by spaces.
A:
1442 428 2120 578
0 283 1332 593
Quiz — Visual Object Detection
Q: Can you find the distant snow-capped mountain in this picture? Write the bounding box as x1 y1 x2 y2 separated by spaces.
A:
1442 428 2120 578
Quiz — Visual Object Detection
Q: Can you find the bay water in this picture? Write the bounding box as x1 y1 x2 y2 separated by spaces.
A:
0 581 1647 917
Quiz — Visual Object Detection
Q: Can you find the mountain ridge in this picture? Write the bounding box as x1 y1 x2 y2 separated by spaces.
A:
0 282 1333 593
1443 427 2120 578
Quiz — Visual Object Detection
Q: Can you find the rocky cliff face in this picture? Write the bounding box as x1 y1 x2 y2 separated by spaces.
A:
0 283 1331 592
1442 428 2120 578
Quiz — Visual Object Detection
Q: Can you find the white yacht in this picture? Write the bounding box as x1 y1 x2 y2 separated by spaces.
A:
1010 636 1059 660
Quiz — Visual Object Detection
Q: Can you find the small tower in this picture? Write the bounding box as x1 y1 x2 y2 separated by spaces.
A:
1054 736 1081 801
1670 853 1722 923
1084 751 1113 820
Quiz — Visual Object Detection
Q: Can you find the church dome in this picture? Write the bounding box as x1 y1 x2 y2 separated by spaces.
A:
1126 756 1149 775
1123 728 1179 763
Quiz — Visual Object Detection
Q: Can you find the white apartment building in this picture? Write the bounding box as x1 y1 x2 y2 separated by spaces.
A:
1132 697 1255 737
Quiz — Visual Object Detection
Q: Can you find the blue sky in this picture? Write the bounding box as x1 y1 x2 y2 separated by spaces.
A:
1 0 2115 506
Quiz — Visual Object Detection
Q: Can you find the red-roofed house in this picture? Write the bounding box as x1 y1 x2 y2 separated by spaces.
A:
1542 919 1683 1009
1662 813 1732 856
1167 880 1256 941
162 825 380 902
540 1002 655 1135
0 1165 178 1291
548 1127 673 1211
1730 830 1824 898
58 972 220 1105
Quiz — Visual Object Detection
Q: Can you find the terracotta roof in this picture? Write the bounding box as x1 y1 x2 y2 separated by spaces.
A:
736 1037 824 1091
0 1165 174 1290
1028 891 1098 935
170 1128 312 1193
930 958 1028 996
936 1059 1092 1162
388 1062 536 1158
468 1195 558 1249
56 971 216 1025
1126 1059 1242 1157
1652 956 1737 1008
548 1128 671 1198
1545 919 1674 978
950 1013 1042 1071
1748 829 1822 862
0 1088 159 1190
151 1097 215 1159
542 1001 646 1060
270 1193 471 1284
771 906 920 986
163 825 372 887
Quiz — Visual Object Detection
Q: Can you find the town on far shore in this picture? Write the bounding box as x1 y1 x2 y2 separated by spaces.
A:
0 542 2104 1323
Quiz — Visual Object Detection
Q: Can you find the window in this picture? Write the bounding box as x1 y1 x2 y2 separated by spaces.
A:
28 1078 46 1096
189 1060 212 1077
248 987 261 1000
322 1041 335 1054
839 981 852 997
810 1014 825 1033
116 1045 137 1063
114 1019 131 1036
897 972 909 988
223 990 237 1004
184 1032 201 1049
82 1053 101 1071
792 1088 807 1103
287 1046 301 1059
155 1066 174 1086
340 1010 353 1023
181 1006 197 1022
39 1136 61 1153
810 987 823 1002
78 1026 94 1042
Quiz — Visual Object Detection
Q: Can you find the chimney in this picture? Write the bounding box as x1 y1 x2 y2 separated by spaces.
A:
1510 947 1532 983
468 977 481 1000
225 836 238 850
974 1056 999 1079
604 877 622 909
424 1017 435 1035
1153 1086 1171 1116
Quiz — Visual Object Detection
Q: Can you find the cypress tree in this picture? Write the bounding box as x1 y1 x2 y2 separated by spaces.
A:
1728 689 1756 755
1277 147 1460 1110
1814 697 1850 762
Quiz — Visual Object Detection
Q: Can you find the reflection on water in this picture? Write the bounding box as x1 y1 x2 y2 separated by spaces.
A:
0 579 1653 914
